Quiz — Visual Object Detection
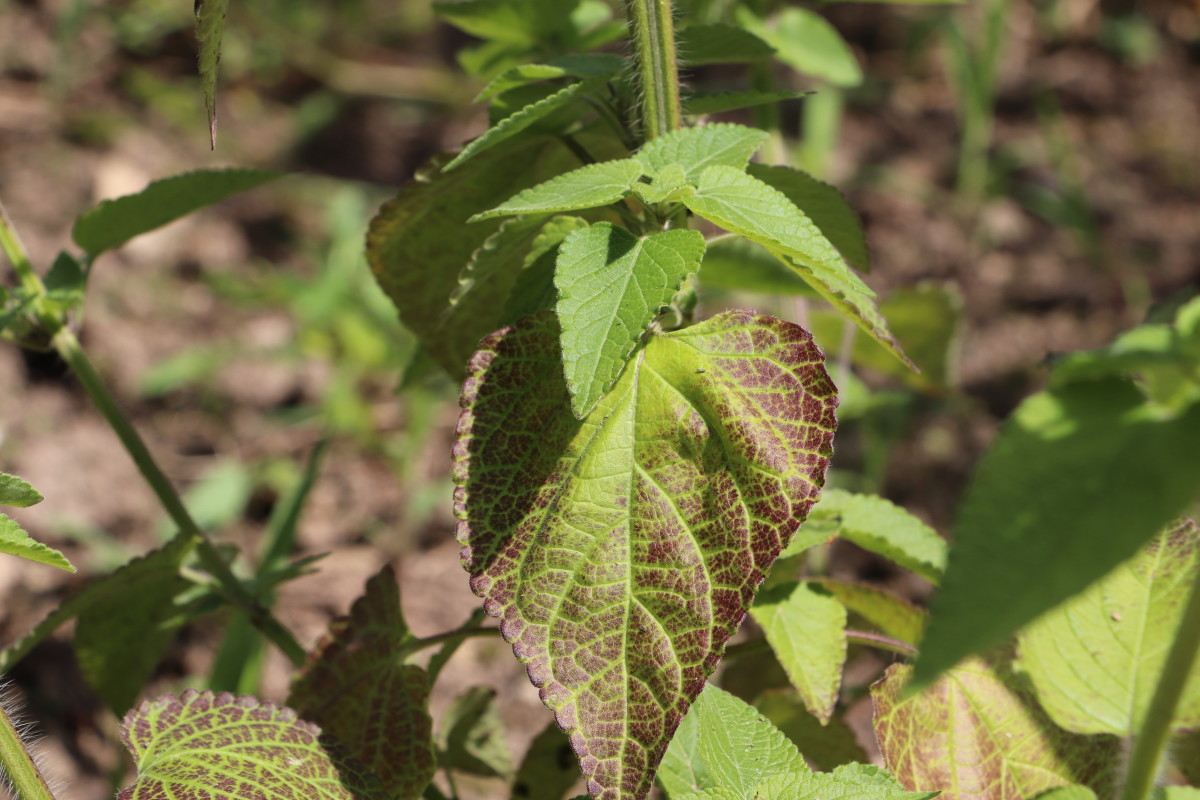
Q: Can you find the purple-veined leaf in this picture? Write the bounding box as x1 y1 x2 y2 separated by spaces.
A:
288 568 435 800
872 658 1120 800
454 310 838 800
118 690 387 800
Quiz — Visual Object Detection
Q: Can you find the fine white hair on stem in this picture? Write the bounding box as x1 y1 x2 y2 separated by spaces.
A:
0 681 62 800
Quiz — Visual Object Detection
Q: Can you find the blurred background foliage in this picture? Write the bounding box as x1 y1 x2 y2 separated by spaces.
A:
0 0 1198 796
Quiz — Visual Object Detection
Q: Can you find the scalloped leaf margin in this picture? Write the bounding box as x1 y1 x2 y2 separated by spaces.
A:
453 310 838 800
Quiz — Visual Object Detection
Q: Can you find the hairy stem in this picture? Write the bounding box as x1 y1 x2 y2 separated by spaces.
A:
1119 565 1200 800
0 696 57 800
624 0 682 142
50 327 307 666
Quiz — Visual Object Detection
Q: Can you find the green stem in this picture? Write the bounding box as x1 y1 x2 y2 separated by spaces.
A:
624 0 683 142
400 625 497 658
1119 564 1200 800
50 327 307 666
0 204 43 298
0 697 58 800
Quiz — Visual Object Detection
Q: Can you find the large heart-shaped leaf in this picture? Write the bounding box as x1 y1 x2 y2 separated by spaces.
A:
118 690 386 800
454 310 838 800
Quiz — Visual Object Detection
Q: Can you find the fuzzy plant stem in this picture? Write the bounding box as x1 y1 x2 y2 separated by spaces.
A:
1119 565 1200 800
0 697 57 800
624 0 682 142
0 202 306 668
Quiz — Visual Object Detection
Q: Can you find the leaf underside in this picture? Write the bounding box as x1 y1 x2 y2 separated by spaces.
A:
454 310 838 800
118 690 386 800
1019 518 1200 735
289 567 436 799
914 377 1200 687
872 659 1121 800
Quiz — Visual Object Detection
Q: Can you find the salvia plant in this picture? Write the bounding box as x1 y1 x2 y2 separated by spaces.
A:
2 2 1200 800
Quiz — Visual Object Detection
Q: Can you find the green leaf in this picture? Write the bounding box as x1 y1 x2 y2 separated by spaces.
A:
455 311 838 800
684 91 809 116
439 687 513 778
1033 788 1097 800
195 0 230 147
1049 296 1200 410
678 24 776 65
808 578 925 646
43 250 88 311
0 513 74 572
75 535 196 714
872 659 1120 800
636 124 769 184
368 134 618 377
449 216 552 326
1158 789 1200 800
738 8 863 88
776 519 838 559
503 216 591 323
746 763 939 800
913 378 1200 688
445 81 593 171
478 54 625 101
511 721 581 800
72 169 281 258
809 490 946 584
472 159 644 220
810 285 962 391
682 167 912 371
660 684 808 799
433 0 578 44
749 581 846 723
754 692 868 771
746 164 870 274
0 472 43 507
698 237 813 297
1019 519 1200 735
117 690 387 800
634 164 695 205
288 568 436 799
555 223 706 418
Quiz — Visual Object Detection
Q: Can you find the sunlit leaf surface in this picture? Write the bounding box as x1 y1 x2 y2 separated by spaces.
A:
118 690 386 800
556 223 705 418
454 311 838 799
